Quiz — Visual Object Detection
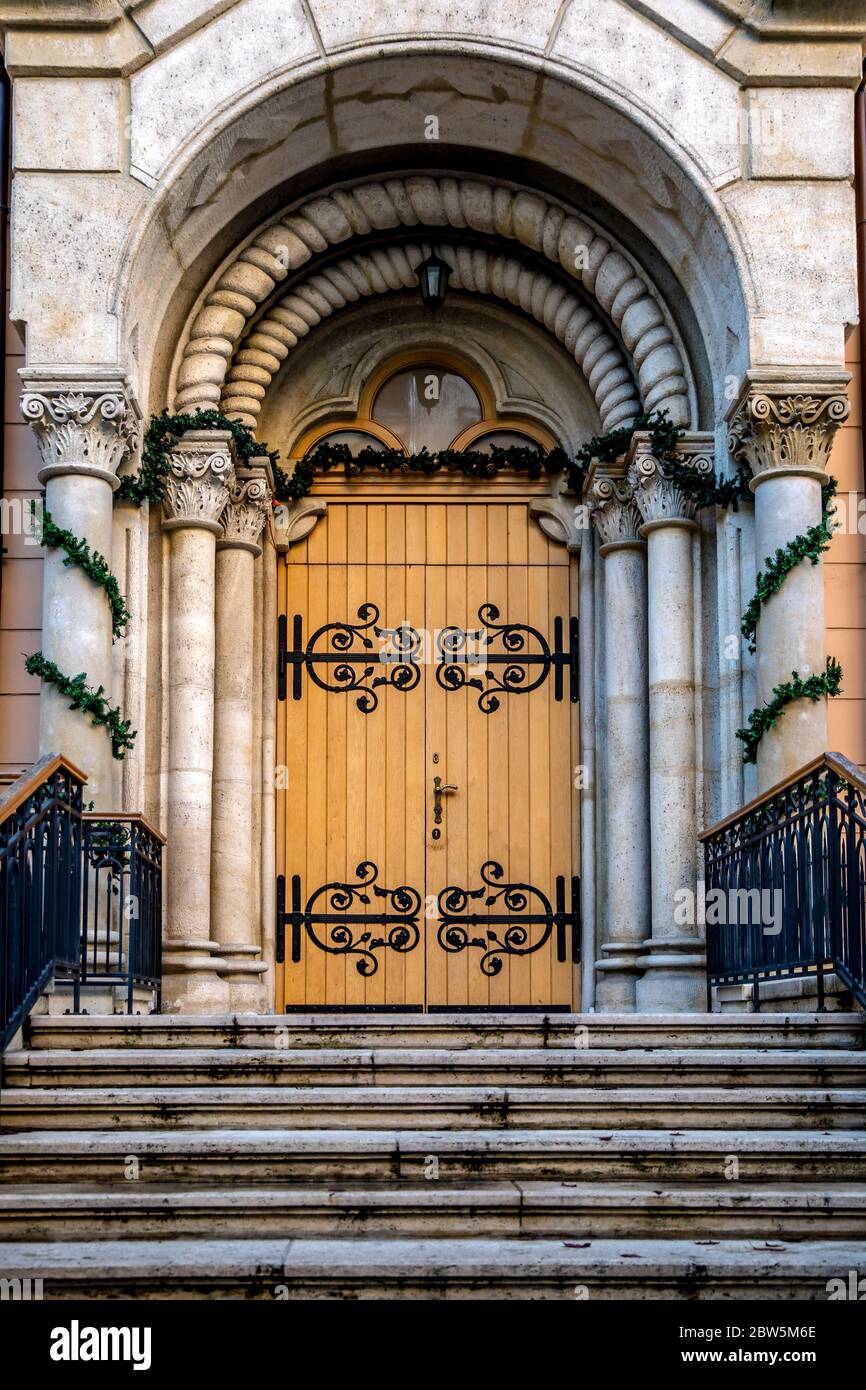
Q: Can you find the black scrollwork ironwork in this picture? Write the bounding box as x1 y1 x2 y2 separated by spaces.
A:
276 862 421 976
435 604 578 712
279 602 577 713
278 606 422 712
436 861 580 975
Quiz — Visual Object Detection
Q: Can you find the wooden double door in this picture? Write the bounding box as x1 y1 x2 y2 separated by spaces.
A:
276 491 580 1010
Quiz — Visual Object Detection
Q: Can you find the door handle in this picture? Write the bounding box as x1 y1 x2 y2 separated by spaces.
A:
432 775 458 828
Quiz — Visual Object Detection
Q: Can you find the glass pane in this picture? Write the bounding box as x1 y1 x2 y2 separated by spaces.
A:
372 366 481 452
470 430 543 454
306 430 387 456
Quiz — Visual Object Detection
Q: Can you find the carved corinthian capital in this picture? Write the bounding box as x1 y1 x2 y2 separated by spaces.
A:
19 369 140 486
628 432 714 529
727 375 850 479
161 430 236 534
586 473 643 548
219 465 273 554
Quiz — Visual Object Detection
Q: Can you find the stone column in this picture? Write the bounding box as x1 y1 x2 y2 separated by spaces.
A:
20 372 138 809
211 459 273 1011
630 439 708 1012
260 526 278 1007
161 430 235 1013
586 467 650 1011
728 374 850 792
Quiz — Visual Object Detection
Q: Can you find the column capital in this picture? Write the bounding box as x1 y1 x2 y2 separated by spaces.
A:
726 370 850 483
585 465 644 551
162 429 236 535
218 459 273 556
628 433 714 532
19 368 140 490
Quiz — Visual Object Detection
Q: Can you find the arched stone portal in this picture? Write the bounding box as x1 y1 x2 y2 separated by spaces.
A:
11 18 855 1015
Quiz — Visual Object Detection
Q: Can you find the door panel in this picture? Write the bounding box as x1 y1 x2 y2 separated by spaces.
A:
276 498 578 1011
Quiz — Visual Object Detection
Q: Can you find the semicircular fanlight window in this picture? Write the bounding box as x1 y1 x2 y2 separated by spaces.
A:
372 366 481 452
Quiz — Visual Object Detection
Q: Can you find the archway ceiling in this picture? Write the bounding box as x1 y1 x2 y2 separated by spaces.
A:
129 52 746 421
217 241 642 435
173 175 694 431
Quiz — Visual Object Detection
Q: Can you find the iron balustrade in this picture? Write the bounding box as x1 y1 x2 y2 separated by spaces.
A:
81 814 164 1014
0 754 84 1047
701 751 866 1012
0 753 164 1048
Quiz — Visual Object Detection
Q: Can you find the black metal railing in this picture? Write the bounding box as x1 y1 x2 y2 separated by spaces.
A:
702 752 866 1012
0 753 164 1048
0 754 85 1047
81 814 164 1014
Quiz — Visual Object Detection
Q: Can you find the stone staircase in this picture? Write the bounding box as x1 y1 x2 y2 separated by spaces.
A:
0 1011 864 1298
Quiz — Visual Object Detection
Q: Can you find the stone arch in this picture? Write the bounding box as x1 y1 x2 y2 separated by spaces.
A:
218 242 642 434
172 175 694 429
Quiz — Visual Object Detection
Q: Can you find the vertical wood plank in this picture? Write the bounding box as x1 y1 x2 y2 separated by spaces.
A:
425 556 448 1009
345 562 370 1007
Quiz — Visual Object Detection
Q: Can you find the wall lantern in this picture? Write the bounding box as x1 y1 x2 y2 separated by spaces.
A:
415 250 452 309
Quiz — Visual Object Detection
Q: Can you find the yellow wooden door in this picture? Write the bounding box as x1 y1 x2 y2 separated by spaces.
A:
276 496 579 1011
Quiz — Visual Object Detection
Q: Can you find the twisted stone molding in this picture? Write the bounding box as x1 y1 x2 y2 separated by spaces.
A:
19 372 140 485
728 378 851 479
217 242 642 434
161 430 236 534
174 176 691 427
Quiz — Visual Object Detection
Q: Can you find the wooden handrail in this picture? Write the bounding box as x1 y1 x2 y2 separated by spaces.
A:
0 752 88 827
700 751 866 842
82 811 167 845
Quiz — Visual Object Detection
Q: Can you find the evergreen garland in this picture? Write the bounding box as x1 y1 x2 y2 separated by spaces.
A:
740 477 837 653
736 658 843 766
34 399 842 770
118 409 279 507
577 410 841 763
272 441 570 501
36 504 129 641
661 456 752 512
25 409 280 761
24 654 136 759
574 409 683 475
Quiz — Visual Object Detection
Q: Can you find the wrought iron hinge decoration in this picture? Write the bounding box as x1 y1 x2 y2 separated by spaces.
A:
436 861 580 975
435 604 578 712
280 601 579 713
276 862 421 975
278 605 422 712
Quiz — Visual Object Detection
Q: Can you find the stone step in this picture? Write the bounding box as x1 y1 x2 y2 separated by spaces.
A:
5 1046 866 1088
2 1180 865 1242
2 1083 863 1130
1 1128 863 1184
0 1235 860 1298
24 1012 866 1051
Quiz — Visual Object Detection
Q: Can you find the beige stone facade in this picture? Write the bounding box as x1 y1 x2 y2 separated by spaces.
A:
1 0 865 1012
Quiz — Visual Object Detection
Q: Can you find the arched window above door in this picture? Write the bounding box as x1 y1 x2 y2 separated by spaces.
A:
371 364 481 452
299 352 555 457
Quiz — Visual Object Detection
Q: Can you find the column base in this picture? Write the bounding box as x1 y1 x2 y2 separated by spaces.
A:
634 937 707 1013
594 944 644 1012
161 941 232 1014
212 943 270 1013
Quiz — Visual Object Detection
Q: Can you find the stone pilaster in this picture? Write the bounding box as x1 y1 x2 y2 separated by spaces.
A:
728 372 850 792
161 430 235 1013
211 459 273 1011
586 464 650 1011
20 369 139 809
629 435 709 1012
